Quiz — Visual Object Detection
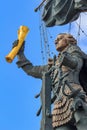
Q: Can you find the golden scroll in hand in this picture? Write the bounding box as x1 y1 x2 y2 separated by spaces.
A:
5 25 29 63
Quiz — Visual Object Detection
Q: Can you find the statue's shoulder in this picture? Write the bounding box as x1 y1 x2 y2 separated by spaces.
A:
67 45 86 58
68 45 82 53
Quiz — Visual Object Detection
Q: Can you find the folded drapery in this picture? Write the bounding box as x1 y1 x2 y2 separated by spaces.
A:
42 0 87 26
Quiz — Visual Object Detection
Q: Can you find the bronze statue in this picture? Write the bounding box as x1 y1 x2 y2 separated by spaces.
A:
13 33 87 130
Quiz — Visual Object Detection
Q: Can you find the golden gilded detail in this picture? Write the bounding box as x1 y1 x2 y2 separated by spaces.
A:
5 25 29 63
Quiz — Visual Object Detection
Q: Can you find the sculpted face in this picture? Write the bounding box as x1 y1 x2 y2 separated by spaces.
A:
55 34 77 52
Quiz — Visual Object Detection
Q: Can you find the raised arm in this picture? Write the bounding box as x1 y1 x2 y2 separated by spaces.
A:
13 40 48 79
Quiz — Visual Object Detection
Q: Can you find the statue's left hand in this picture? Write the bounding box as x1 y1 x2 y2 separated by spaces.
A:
12 40 25 55
17 41 25 55
12 40 19 48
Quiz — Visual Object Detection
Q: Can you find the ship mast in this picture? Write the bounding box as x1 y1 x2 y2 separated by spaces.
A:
34 0 47 12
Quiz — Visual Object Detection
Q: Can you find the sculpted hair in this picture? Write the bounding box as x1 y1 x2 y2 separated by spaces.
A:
58 33 77 44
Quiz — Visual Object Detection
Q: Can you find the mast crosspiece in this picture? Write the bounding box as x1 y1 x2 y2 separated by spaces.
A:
34 0 47 12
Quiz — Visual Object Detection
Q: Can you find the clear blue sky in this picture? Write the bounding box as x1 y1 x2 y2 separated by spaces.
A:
1 1 87 130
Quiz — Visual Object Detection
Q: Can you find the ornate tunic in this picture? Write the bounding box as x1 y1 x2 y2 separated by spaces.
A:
49 45 85 127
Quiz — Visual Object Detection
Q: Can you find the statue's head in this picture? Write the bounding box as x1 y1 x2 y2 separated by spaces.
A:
55 33 77 52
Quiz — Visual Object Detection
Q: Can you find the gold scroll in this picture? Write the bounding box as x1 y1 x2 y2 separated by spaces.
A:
5 25 29 63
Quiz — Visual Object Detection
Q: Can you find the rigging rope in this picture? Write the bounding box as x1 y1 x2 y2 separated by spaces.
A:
39 9 45 64
38 7 54 64
68 23 71 33
75 22 87 37
77 14 81 43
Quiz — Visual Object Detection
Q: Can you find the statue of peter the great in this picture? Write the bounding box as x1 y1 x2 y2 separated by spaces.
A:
13 33 87 130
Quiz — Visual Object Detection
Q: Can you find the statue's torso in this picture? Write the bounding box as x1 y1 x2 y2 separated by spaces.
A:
51 46 84 128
